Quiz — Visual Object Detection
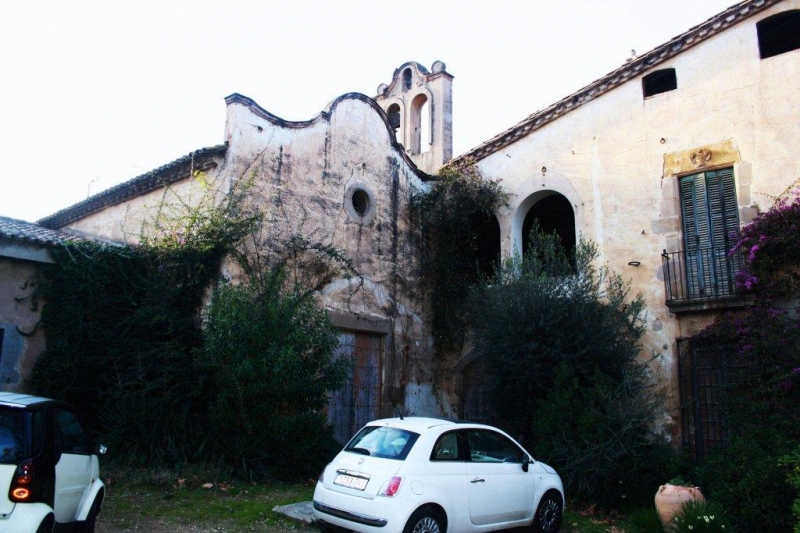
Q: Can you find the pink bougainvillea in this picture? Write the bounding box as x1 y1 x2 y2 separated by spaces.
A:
730 188 800 297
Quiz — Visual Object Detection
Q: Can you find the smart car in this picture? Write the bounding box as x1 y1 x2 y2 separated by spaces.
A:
0 392 105 532
313 417 563 533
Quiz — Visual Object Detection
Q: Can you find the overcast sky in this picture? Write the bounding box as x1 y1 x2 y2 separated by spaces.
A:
1 0 736 222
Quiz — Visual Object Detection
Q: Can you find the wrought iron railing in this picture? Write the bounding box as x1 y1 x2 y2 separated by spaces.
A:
662 247 746 303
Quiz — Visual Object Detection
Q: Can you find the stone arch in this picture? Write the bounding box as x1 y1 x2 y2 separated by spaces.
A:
408 90 432 155
507 175 583 258
521 193 576 257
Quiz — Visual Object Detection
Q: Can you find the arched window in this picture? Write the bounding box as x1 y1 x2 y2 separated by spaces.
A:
522 193 576 259
409 93 430 155
387 103 401 141
757 10 800 59
402 68 412 91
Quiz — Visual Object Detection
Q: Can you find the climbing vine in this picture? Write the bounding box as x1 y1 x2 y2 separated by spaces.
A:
410 159 508 356
33 173 352 477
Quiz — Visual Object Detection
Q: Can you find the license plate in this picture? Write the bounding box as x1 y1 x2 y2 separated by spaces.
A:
334 473 369 491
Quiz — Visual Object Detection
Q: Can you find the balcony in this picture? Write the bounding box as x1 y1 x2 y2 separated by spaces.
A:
662 248 752 313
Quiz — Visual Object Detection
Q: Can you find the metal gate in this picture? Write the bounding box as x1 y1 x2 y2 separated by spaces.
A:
678 338 742 459
328 331 382 444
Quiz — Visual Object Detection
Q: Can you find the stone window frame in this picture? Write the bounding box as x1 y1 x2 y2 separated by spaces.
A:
344 183 377 224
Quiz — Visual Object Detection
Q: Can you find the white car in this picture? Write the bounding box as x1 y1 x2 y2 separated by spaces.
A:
313 417 563 533
0 392 106 532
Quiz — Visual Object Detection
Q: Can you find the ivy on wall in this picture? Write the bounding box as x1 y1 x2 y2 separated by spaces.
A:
410 160 508 356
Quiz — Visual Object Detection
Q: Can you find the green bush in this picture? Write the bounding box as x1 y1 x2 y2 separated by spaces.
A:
467 226 673 504
779 446 800 532
201 271 351 478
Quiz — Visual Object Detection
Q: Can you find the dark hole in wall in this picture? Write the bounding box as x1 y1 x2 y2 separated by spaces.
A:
757 10 800 59
352 189 371 217
522 194 576 259
470 211 501 281
643 68 677 98
403 68 412 91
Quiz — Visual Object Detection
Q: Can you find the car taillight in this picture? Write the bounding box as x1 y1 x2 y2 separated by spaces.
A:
10 459 35 502
378 476 403 497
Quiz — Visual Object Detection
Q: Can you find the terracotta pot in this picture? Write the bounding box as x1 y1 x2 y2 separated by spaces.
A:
654 483 705 530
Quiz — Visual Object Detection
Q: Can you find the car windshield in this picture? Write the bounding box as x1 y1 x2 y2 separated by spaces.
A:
0 408 25 465
345 426 419 460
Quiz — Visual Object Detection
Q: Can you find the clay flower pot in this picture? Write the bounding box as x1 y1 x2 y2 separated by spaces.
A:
654 483 705 530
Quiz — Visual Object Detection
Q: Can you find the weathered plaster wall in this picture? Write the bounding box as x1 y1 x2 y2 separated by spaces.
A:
223 93 436 416
475 1 800 423
0 258 45 391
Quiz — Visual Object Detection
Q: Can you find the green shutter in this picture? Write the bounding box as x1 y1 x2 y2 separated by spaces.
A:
680 169 740 299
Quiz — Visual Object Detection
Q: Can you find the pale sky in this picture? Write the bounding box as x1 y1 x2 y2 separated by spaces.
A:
1 0 736 222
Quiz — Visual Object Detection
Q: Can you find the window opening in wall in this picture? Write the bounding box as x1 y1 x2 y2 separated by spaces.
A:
679 168 743 300
387 103 401 139
642 68 677 98
419 98 431 153
352 189 370 217
757 10 800 59
410 93 429 155
470 211 501 281
403 68 412 91
522 194 576 259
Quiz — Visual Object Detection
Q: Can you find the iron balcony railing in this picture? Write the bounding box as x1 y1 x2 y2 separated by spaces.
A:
662 247 746 304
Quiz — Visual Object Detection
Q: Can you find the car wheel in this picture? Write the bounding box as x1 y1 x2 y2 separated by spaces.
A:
531 490 563 533
404 507 446 533
79 495 102 533
36 514 54 533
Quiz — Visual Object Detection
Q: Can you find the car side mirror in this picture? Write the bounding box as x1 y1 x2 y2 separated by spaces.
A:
522 454 530 472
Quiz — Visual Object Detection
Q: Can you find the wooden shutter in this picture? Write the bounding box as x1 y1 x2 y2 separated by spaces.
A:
680 169 740 299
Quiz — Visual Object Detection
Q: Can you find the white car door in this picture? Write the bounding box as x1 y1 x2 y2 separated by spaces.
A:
466 429 534 526
53 409 93 524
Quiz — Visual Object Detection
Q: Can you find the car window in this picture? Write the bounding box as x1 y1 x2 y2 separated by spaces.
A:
0 409 24 464
54 409 89 455
466 429 523 463
345 426 419 460
431 431 461 461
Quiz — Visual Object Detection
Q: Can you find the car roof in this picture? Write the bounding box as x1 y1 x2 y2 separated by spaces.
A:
0 392 56 408
364 417 492 433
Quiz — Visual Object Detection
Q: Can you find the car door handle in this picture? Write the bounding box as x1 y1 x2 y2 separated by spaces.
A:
470 477 485 483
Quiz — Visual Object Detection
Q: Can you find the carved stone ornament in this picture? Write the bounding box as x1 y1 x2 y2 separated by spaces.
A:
689 148 713 168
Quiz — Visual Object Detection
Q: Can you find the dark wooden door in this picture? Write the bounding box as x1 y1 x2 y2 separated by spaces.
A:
328 331 382 444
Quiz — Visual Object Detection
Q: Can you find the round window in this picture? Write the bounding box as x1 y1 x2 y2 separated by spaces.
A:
352 189 371 217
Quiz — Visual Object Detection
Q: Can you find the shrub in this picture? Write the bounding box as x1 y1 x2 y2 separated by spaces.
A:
467 226 672 504
731 189 800 297
201 270 351 478
779 446 800 532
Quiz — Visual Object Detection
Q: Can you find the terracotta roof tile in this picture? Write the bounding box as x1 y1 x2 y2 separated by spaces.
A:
0 216 83 246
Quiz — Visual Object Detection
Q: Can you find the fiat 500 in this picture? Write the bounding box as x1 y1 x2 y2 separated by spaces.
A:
313 417 563 533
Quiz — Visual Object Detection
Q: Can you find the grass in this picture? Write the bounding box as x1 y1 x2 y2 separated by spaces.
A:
97 462 652 532
98 462 317 532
